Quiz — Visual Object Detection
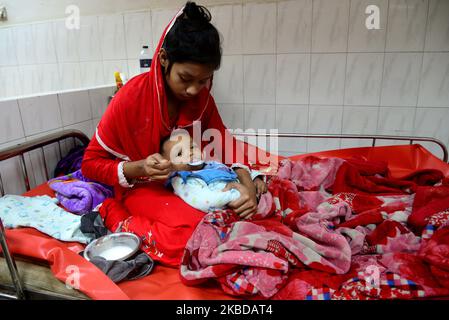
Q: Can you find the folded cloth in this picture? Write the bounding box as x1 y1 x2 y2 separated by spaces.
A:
80 211 111 239
0 195 93 244
48 169 113 214
408 186 449 233
89 252 154 283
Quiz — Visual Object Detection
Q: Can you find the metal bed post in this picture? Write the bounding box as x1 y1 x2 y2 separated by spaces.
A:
40 147 50 181
0 129 91 300
0 218 25 299
19 154 31 192
0 173 4 198
57 141 63 160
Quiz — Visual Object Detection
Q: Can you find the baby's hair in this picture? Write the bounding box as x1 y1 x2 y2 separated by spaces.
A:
160 129 192 157
162 1 222 73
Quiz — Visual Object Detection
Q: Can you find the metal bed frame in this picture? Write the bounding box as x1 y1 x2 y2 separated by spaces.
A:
0 130 447 300
234 133 448 163
0 130 90 197
0 130 90 300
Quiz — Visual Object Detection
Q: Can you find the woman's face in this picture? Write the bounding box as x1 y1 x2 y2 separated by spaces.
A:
159 50 214 101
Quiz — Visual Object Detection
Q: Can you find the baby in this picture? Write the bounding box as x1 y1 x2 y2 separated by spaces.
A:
160 130 266 213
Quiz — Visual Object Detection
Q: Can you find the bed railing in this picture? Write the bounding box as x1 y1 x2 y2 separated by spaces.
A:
0 129 90 300
0 130 90 197
233 133 448 163
0 132 447 198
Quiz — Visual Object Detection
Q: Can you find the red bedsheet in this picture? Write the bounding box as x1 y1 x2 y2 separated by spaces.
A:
4 144 449 300
7 183 236 300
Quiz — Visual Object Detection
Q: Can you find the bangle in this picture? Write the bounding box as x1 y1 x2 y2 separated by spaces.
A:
135 176 152 182
118 161 135 188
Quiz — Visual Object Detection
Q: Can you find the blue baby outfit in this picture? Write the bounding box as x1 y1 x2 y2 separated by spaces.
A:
172 161 238 185
167 161 241 213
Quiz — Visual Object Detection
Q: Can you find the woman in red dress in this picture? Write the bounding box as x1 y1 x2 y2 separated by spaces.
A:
81 2 269 266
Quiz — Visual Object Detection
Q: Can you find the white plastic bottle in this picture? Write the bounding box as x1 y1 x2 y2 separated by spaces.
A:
139 45 152 73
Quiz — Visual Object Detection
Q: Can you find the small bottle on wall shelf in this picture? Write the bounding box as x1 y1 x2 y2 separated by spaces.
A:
139 45 152 74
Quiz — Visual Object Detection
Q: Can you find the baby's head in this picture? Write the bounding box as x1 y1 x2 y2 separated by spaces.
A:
160 129 203 170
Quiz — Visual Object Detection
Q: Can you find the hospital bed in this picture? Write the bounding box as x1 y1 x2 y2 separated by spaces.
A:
0 129 448 300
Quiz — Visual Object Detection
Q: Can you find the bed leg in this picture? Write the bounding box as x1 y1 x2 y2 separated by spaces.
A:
0 218 25 299
0 173 4 197
19 155 30 192
40 147 49 181
57 141 63 160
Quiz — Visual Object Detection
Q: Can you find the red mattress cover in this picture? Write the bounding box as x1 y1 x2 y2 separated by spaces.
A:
3 144 449 300
6 183 236 300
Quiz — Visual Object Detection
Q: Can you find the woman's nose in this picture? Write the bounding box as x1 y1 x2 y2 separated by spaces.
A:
186 84 202 96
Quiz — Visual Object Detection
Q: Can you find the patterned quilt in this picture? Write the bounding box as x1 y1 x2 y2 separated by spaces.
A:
180 156 449 300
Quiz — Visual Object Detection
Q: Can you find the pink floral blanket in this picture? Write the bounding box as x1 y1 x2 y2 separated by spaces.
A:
180 156 449 300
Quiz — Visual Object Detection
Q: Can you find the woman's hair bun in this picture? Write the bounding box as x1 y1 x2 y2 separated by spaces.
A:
182 1 211 24
163 1 221 70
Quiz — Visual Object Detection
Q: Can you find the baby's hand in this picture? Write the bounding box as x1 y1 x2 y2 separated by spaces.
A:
254 177 267 196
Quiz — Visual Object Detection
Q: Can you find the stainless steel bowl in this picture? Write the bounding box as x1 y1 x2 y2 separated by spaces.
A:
83 232 141 261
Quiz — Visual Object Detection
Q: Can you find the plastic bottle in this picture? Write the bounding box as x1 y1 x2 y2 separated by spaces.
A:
139 45 152 73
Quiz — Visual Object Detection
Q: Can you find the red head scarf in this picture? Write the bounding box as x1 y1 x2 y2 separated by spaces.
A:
96 6 213 161
95 6 278 171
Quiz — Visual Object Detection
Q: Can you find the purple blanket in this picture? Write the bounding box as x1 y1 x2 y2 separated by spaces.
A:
48 170 113 214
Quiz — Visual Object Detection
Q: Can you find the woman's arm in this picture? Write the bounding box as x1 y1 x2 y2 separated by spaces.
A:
81 134 122 186
82 134 173 186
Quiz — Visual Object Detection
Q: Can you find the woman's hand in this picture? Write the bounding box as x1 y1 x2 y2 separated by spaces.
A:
143 153 173 180
222 182 258 220
253 177 267 197
123 153 173 182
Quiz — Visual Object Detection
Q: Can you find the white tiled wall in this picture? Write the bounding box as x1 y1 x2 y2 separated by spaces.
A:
1 0 449 161
0 86 115 194
0 10 159 97
210 0 449 157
